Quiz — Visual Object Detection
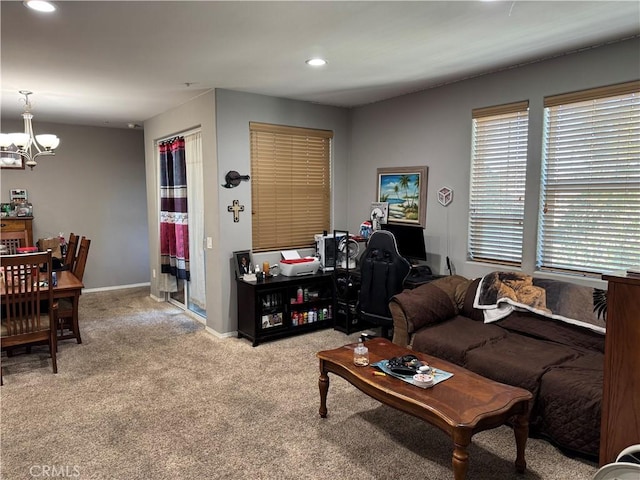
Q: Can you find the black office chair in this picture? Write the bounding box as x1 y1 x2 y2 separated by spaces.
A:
358 230 411 339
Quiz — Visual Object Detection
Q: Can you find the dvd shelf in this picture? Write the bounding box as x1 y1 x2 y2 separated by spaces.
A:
236 272 334 346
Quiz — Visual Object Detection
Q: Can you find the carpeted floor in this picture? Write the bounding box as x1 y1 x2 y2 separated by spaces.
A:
1 287 598 479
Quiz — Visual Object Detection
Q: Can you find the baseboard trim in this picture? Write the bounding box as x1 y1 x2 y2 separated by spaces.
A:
205 326 237 339
83 282 151 294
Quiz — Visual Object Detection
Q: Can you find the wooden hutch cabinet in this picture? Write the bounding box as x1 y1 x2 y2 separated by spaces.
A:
0 216 34 245
599 271 640 465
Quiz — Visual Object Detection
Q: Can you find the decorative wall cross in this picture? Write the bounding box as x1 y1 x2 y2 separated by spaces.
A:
227 200 244 222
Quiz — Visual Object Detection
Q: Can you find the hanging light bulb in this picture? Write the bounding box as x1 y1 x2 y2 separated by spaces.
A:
0 91 60 170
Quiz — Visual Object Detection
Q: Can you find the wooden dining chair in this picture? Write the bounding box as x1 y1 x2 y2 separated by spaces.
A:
57 237 90 343
62 232 79 271
73 237 91 282
1 251 58 384
0 230 30 254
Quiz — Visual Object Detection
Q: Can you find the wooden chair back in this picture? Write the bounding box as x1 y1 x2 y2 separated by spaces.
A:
64 233 79 271
1 250 58 375
73 237 91 282
0 230 29 254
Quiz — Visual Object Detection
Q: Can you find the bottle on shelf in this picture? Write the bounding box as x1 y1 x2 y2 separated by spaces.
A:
297 286 303 304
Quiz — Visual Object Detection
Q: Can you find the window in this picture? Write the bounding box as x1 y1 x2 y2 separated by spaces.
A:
250 122 332 252
468 101 529 265
538 81 640 274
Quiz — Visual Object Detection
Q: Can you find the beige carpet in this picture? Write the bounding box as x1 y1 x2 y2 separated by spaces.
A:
1 287 598 480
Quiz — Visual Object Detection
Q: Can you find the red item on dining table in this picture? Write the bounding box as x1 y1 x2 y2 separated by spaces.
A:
16 247 39 254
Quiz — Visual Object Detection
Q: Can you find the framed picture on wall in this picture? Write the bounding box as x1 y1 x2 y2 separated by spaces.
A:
376 166 428 227
0 145 24 170
233 250 253 279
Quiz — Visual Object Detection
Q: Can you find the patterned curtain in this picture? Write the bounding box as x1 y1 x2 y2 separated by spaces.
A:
159 137 190 281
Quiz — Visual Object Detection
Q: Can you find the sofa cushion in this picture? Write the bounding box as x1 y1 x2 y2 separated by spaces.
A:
428 274 469 306
410 315 507 365
460 277 484 321
497 310 605 353
465 333 581 396
538 353 603 456
390 280 460 333
533 278 606 332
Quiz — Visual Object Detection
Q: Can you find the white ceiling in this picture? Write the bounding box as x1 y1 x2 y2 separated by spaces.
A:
2 1 639 128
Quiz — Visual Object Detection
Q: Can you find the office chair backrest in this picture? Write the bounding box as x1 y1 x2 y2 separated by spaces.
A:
359 230 411 321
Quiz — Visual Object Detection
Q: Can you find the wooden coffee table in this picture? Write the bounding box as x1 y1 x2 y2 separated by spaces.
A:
317 338 532 480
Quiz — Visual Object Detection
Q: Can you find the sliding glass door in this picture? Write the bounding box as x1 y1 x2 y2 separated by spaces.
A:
159 130 206 319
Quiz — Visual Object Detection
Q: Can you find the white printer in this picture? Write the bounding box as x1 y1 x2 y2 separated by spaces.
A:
279 250 321 276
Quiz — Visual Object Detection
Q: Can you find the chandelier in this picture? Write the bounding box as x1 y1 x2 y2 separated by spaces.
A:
0 91 60 170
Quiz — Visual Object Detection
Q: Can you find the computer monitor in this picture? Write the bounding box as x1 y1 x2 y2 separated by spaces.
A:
381 223 427 265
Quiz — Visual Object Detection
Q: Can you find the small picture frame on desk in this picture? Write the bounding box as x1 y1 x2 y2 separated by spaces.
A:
233 250 253 279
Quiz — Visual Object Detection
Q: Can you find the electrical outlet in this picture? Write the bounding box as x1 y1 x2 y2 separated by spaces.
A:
207 237 213 249
152 269 156 278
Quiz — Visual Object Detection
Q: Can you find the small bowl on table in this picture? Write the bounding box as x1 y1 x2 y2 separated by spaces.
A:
413 373 435 387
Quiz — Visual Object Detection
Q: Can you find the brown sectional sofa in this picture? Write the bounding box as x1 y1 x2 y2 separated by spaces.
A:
389 274 605 458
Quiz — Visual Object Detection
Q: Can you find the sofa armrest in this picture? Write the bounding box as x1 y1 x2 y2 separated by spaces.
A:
390 275 469 346
390 301 411 346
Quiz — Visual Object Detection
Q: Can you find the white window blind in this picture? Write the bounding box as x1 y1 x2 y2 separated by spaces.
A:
538 81 640 275
468 101 529 265
250 122 332 252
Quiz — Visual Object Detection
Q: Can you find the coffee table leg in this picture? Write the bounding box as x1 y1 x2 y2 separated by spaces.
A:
513 410 529 473
318 360 329 418
452 439 470 480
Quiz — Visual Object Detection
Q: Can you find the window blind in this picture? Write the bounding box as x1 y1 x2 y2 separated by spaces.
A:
538 81 640 274
250 122 332 252
468 101 529 265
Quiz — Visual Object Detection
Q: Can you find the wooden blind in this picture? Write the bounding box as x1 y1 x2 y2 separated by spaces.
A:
468 101 530 265
250 122 332 252
538 81 640 274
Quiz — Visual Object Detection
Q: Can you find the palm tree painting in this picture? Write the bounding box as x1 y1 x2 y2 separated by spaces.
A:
376 166 428 227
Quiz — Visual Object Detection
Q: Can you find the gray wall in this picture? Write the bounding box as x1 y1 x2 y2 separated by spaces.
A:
0 121 149 289
215 89 350 334
348 37 640 286
10 37 631 334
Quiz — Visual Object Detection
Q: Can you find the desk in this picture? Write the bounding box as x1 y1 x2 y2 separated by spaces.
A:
404 272 447 289
52 271 84 343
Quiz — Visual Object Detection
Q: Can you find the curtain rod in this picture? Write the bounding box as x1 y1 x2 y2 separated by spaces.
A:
156 127 201 145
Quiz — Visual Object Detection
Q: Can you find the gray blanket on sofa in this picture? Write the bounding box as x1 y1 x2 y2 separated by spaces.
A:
473 271 606 334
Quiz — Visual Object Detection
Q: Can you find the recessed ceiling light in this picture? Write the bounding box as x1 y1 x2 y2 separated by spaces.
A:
24 1 56 13
306 58 327 67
